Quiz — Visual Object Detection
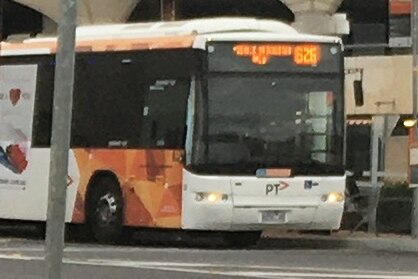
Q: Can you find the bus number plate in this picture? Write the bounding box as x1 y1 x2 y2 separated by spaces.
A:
261 211 286 223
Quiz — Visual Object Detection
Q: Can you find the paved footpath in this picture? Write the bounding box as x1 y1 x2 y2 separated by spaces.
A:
263 230 418 253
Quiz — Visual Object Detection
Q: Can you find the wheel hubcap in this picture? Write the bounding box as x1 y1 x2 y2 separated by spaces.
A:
96 193 118 226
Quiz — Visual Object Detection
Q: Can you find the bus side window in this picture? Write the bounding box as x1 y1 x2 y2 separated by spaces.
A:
71 53 145 148
32 57 55 147
141 79 189 149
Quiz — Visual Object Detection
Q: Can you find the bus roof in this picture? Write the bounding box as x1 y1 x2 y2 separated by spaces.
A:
0 17 341 56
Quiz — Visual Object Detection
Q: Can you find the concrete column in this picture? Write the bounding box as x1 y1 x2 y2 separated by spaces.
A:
293 11 334 35
292 11 349 35
293 11 333 34
281 0 347 35
43 16 57 34
13 0 140 26
161 0 177 21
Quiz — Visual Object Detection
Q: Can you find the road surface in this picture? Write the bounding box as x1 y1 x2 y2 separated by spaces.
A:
0 236 417 279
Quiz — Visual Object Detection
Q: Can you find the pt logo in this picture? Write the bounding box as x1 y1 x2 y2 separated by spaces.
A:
266 181 289 195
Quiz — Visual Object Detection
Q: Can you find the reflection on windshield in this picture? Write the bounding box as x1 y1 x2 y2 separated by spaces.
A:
189 75 344 176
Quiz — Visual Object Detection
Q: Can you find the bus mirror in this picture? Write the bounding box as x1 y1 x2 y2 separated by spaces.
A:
353 80 364 107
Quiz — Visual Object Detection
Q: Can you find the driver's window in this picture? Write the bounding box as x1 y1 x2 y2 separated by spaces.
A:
141 79 189 149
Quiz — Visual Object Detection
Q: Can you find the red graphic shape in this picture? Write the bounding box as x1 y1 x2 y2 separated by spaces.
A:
278 181 289 191
6 144 28 174
9 88 21 106
123 186 154 226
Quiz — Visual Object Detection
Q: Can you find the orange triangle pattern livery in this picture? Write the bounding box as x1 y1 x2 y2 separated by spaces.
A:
71 149 183 229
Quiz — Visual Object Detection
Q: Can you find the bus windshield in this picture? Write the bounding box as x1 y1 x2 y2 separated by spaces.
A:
189 74 344 176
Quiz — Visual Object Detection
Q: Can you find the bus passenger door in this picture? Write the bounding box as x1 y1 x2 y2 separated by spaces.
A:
132 79 189 228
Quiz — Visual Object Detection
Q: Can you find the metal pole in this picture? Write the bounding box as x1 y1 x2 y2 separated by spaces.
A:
44 0 77 278
368 116 380 234
172 0 176 20
0 0 3 41
411 0 418 239
160 0 164 21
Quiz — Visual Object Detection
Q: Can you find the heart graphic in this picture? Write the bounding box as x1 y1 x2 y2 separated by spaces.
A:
9 88 21 106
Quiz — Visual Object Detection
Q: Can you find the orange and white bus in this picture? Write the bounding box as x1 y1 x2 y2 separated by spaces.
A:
0 17 345 244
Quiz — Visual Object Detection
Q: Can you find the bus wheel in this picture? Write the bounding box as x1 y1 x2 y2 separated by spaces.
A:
86 176 124 244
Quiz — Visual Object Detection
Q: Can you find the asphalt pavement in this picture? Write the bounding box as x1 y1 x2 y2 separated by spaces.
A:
0 236 418 279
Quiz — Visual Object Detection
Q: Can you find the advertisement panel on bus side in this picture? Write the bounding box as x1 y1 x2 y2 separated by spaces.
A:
0 65 37 190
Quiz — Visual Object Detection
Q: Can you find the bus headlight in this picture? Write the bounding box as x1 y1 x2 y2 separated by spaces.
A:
195 192 228 203
321 192 344 203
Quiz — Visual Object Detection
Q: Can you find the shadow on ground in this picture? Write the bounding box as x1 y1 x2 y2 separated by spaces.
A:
0 220 350 250
258 236 349 250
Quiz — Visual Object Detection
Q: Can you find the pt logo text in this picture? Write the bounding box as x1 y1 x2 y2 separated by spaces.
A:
266 181 289 195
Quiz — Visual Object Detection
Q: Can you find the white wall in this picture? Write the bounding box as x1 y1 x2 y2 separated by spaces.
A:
345 55 412 115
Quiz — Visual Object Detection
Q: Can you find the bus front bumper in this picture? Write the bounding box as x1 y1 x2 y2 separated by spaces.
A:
182 201 344 231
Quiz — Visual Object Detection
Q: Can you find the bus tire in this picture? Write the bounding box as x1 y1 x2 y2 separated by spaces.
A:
86 175 124 244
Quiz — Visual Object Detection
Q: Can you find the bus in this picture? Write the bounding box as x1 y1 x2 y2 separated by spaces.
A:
0 17 345 244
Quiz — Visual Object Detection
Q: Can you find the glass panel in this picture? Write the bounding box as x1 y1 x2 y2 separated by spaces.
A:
309 91 330 116
309 118 327 133
312 135 327 151
190 75 343 175
312 152 327 163
140 79 189 148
